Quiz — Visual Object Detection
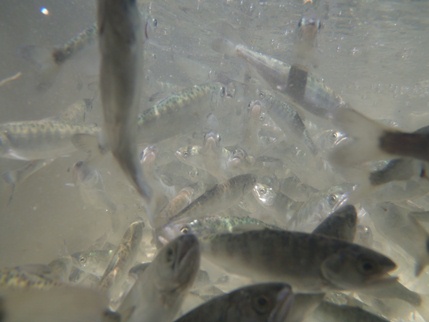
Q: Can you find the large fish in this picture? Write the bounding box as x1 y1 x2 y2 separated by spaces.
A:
117 234 200 322
201 229 396 292
173 283 294 322
97 0 152 203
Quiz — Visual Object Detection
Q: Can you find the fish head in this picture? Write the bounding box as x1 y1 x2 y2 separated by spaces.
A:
139 145 157 166
155 234 200 297
203 131 221 152
228 283 294 322
297 16 322 44
0 131 11 157
157 219 197 245
253 183 276 207
321 247 397 290
175 145 202 165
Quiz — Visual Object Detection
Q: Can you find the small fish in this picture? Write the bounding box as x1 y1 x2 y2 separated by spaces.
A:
19 23 98 90
201 229 397 292
369 158 427 186
117 234 200 322
0 264 63 289
71 248 115 277
71 160 117 216
173 283 294 322
330 108 429 166
0 286 110 322
0 120 100 161
311 301 390 322
97 0 152 203
312 205 357 242
159 214 280 244
99 221 144 300
137 82 226 145
365 202 429 276
166 174 257 224
212 38 348 119
293 16 322 68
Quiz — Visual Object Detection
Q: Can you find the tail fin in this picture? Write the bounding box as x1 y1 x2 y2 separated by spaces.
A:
329 108 392 166
18 45 59 91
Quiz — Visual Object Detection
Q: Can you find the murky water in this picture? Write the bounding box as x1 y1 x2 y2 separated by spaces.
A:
1 0 429 320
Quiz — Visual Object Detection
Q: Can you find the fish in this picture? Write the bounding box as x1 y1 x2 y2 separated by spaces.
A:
369 158 427 186
260 93 318 154
330 108 429 166
173 283 294 322
97 0 152 203
0 264 63 289
117 234 200 322
311 301 390 322
158 214 280 244
285 292 325 322
312 205 357 242
212 38 348 119
99 221 144 300
71 248 115 277
365 202 429 276
293 16 322 68
0 286 111 322
166 174 256 224
201 229 397 292
0 120 100 161
19 23 98 90
71 160 117 215
137 82 226 145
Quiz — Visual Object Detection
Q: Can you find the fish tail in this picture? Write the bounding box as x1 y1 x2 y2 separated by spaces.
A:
18 45 60 91
329 108 392 166
211 38 237 57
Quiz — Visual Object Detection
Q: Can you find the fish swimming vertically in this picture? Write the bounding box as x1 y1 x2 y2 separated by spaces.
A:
312 205 357 242
117 234 200 322
201 229 396 292
99 221 144 300
293 15 322 69
173 283 294 322
212 38 348 119
330 108 429 166
97 0 152 204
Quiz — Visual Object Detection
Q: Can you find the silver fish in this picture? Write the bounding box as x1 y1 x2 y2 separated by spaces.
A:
0 120 100 160
201 229 397 292
166 174 256 224
71 160 117 215
99 221 144 299
212 38 348 119
97 0 152 203
137 82 226 145
173 283 294 322
71 248 115 277
312 205 357 242
293 16 322 68
117 234 200 322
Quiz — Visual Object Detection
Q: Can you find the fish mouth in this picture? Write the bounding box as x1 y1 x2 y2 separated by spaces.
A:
268 285 294 322
173 234 200 279
362 274 398 289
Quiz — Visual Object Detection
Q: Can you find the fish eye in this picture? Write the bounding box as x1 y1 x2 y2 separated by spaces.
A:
76 161 84 167
180 225 190 234
152 18 158 28
327 194 337 206
183 151 189 158
298 18 303 27
220 86 226 97
79 256 87 264
253 295 271 314
357 257 377 275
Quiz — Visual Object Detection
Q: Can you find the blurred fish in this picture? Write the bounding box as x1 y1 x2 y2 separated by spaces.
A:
118 234 200 322
293 16 322 68
285 292 325 322
330 108 429 166
0 264 63 289
166 174 256 224
19 23 98 90
201 229 397 292
365 202 429 276
97 0 152 203
311 301 389 322
0 119 100 161
212 38 348 119
47 257 74 283
369 158 427 186
71 160 117 215
99 221 144 300
137 82 226 145
71 248 115 277
173 283 294 322
0 286 110 322
312 205 357 242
